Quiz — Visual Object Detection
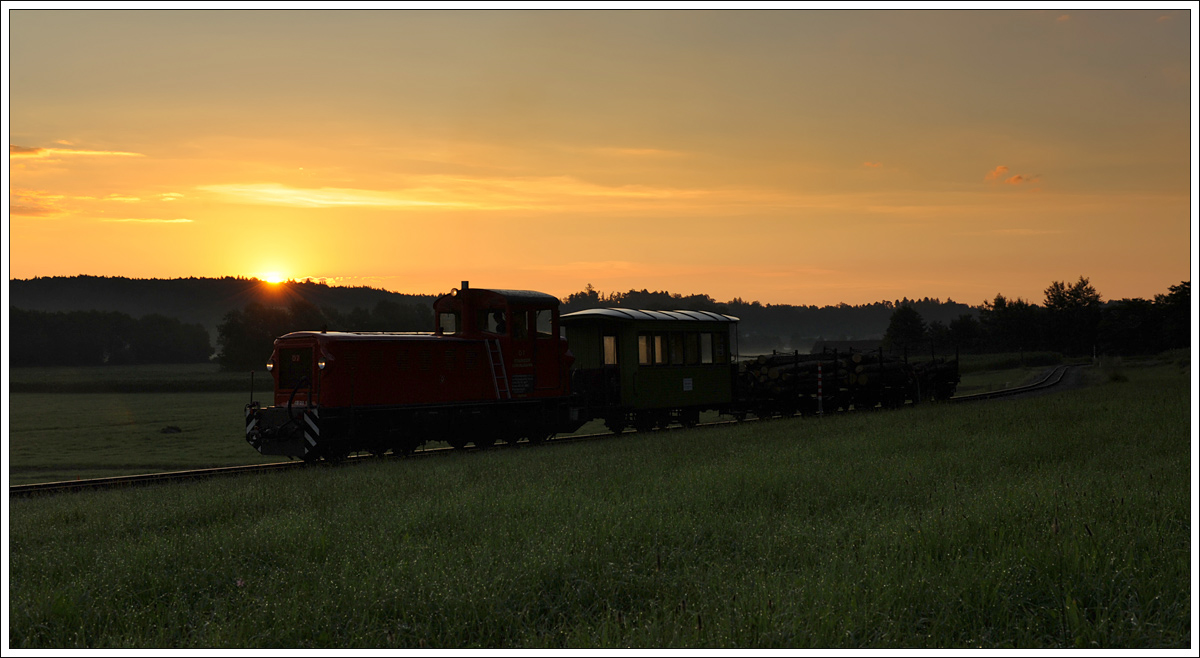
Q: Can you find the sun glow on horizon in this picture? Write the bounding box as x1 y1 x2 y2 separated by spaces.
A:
261 272 285 284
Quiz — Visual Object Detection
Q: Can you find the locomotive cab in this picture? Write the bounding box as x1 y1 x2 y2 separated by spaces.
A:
433 281 572 397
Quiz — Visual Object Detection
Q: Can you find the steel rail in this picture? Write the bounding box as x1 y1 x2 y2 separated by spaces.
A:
947 364 1076 403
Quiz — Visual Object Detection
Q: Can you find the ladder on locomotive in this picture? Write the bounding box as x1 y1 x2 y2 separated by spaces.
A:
486 339 511 400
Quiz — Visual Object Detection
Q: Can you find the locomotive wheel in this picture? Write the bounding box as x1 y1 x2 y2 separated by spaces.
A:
604 417 627 434
324 450 349 464
526 432 552 445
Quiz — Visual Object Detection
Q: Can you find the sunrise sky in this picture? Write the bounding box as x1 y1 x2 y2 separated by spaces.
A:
6 8 1196 307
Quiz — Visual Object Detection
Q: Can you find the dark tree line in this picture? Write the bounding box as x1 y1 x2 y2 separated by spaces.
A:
10 308 213 366
883 278 1190 357
10 275 437 340
562 284 977 352
217 298 433 371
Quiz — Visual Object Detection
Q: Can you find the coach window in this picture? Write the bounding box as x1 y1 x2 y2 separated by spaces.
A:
603 335 618 366
670 333 684 365
638 334 650 365
654 334 666 365
713 332 729 364
701 333 714 364
685 333 700 364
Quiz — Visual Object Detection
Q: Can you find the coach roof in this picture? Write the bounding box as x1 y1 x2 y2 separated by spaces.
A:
560 308 739 323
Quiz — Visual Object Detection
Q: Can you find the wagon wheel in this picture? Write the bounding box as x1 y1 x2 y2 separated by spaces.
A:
447 438 468 450
474 436 497 449
369 443 391 458
633 414 656 433
681 409 700 428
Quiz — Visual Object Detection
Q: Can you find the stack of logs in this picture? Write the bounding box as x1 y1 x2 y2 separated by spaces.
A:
737 349 959 411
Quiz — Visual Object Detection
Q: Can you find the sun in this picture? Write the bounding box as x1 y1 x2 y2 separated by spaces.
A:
261 272 286 284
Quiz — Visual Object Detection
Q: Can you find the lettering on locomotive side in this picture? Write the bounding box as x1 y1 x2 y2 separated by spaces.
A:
511 374 535 395
513 357 533 370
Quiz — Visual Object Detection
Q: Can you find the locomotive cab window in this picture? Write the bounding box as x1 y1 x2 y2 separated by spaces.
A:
279 348 312 388
535 309 553 337
438 311 460 334
512 311 528 339
481 307 507 334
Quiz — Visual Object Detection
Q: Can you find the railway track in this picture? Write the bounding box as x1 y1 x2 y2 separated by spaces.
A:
10 364 1084 499
947 364 1078 403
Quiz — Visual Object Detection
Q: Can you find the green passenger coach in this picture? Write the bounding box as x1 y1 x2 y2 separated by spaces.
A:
560 308 739 433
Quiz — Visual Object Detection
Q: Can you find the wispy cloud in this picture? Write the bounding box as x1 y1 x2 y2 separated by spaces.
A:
10 144 144 159
985 165 1039 186
1003 174 1040 185
984 165 1009 181
592 147 686 158
199 176 714 211
198 183 473 209
10 190 66 216
101 218 193 223
987 228 1062 236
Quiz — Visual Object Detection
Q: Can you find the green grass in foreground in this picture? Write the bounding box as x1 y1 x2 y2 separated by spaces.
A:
8 364 1190 648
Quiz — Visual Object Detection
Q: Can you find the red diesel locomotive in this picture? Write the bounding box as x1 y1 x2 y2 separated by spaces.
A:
244 282 584 461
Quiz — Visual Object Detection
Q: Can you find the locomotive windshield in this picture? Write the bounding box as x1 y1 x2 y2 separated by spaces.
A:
278 347 312 389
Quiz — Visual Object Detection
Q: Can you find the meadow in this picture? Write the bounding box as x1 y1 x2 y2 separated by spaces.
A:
7 360 1191 648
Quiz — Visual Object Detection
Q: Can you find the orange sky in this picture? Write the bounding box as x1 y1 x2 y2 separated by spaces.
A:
6 9 1196 307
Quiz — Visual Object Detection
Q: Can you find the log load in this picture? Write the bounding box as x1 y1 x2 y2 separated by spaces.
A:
735 349 959 416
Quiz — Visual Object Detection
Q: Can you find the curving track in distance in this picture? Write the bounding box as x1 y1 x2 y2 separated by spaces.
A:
10 364 1086 499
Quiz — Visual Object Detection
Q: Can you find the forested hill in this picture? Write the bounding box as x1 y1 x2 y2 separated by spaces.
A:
9 276 438 338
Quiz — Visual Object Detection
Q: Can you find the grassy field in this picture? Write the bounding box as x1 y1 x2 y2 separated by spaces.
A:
8 361 1191 648
9 363 251 393
7 391 290 485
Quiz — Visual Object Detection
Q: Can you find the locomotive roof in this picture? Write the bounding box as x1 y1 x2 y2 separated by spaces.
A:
480 289 561 305
277 331 452 341
560 308 739 323
437 287 561 307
